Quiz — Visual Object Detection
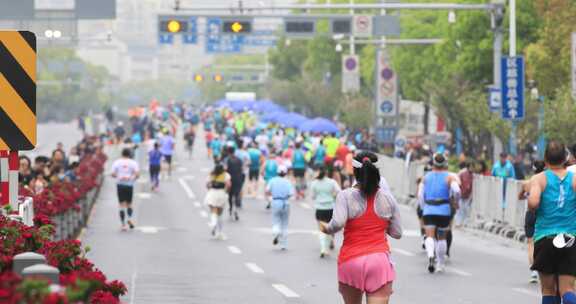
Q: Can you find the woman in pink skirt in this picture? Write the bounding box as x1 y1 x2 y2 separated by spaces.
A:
321 151 402 304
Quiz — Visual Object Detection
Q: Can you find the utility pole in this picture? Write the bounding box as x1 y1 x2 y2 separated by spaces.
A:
508 0 517 156
492 0 504 161
349 0 355 55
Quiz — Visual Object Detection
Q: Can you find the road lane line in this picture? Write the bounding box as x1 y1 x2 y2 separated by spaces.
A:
137 193 151 199
199 211 208 218
129 270 138 304
392 248 415 257
178 177 196 199
228 246 242 254
272 284 300 298
194 201 202 208
446 267 472 277
512 287 539 297
299 203 312 209
245 263 264 274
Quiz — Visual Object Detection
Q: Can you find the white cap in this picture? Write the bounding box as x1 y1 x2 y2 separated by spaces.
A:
277 165 288 174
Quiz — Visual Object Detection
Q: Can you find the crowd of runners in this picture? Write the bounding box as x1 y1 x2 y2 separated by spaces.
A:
103 101 576 304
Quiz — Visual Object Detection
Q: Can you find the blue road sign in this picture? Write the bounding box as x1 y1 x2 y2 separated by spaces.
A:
183 17 198 44
380 101 394 113
488 86 501 113
159 34 174 44
501 56 525 120
375 127 397 144
206 18 245 53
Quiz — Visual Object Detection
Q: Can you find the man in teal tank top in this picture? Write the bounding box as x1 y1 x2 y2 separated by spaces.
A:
528 141 576 304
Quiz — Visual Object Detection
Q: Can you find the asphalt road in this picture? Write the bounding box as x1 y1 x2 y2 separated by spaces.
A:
79 131 542 304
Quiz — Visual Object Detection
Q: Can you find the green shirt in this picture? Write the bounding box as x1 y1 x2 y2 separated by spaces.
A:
310 177 341 210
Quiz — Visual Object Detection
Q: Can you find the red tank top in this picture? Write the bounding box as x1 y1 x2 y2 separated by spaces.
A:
338 193 390 265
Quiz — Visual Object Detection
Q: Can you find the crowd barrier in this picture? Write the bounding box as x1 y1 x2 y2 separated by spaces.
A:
52 174 104 241
377 155 528 241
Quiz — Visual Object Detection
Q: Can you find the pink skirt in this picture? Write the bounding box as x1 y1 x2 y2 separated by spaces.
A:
337 252 395 294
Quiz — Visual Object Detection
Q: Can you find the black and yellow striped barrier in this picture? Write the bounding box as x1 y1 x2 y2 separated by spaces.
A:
0 31 36 151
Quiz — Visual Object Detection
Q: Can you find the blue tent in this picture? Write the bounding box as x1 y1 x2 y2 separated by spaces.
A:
260 111 284 123
276 112 308 128
253 100 286 113
299 117 339 133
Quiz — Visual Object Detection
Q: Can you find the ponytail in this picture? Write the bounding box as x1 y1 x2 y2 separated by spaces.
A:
353 151 380 196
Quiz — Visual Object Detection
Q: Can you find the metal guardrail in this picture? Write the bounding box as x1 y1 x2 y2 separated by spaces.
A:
377 154 528 240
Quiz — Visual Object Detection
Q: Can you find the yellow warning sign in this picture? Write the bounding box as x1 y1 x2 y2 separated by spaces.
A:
0 31 36 151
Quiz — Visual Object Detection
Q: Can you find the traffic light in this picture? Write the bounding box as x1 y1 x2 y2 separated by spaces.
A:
222 20 252 34
213 74 223 82
159 19 188 33
194 74 204 82
283 18 316 36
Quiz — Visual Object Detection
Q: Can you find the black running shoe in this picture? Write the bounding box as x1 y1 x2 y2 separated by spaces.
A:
273 235 279 245
127 220 135 230
428 257 436 273
234 211 239 221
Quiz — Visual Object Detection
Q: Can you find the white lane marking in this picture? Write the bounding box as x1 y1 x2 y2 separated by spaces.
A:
178 177 196 199
392 248 415 257
272 284 300 298
299 203 312 209
194 201 202 208
245 263 265 274
177 167 188 172
512 288 539 297
129 270 138 304
199 211 209 218
446 267 472 277
136 226 159 234
402 229 422 237
228 246 242 254
201 168 211 172
137 193 152 199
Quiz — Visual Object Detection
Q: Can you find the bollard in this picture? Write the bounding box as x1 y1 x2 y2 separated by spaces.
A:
22 264 60 284
13 252 46 275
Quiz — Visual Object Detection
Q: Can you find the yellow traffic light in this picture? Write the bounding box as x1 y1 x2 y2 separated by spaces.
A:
231 22 243 33
214 74 223 82
167 20 182 33
194 74 204 82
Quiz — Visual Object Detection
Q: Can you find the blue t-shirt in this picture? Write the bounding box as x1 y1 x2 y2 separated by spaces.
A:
267 176 294 201
211 139 222 157
314 146 326 164
292 149 307 169
264 160 278 182
535 170 576 241
148 149 162 166
492 160 516 179
248 148 262 170
160 136 174 156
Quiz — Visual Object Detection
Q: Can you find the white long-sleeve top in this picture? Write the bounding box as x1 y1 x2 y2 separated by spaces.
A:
325 184 403 239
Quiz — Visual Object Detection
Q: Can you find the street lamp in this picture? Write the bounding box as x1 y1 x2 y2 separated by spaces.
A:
529 80 545 159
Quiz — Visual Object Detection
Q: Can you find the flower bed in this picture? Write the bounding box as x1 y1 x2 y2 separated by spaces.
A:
0 215 127 303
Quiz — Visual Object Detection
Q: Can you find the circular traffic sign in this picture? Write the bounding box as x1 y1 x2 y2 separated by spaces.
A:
380 101 394 113
381 68 394 80
356 16 370 31
395 138 406 148
345 57 357 71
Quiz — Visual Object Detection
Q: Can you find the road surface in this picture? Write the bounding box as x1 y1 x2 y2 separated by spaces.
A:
79 131 541 304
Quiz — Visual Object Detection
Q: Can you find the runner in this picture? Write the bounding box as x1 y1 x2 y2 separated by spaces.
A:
418 153 461 273
148 142 162 191
247 142 263 197
111 148 140 231
184 124 196 159
226 146 244 221
262 152 279 209
292 142 308 200
519 159 546 283
266 165 295 250
204 163 231 240
320 151 402 304
528 141 576 304
159 130 175 177
210 135 224 163
310 168 341 258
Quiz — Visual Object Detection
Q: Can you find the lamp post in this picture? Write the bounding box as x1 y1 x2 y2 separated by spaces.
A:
529 81 545 159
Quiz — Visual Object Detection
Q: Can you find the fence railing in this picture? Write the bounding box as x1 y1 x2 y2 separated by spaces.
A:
377 154 528 240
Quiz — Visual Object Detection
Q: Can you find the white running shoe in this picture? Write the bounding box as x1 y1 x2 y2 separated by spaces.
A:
435 263 445 273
